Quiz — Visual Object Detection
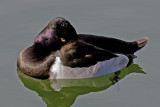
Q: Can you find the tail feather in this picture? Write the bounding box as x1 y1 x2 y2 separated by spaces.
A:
135 37 148 51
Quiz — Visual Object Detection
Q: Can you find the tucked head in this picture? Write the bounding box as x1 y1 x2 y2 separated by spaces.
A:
34 17 78 50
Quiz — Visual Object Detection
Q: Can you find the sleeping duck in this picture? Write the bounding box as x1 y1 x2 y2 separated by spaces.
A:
17 17 148 79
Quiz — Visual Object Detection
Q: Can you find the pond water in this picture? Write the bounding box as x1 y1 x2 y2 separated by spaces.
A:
0 0 160 107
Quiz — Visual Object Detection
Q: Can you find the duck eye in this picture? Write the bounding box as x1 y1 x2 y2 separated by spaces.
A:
60 38 66 42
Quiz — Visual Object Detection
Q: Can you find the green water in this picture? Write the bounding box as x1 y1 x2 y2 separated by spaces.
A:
18 64 145 107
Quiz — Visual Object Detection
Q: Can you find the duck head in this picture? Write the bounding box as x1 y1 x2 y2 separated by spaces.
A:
34 17 78 52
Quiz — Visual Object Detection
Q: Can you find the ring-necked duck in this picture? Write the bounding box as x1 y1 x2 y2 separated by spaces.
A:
17 17 148 79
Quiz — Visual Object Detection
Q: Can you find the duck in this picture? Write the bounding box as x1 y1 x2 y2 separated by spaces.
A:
17 17 148 79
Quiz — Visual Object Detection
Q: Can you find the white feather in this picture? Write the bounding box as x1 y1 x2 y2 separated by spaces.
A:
50 54 129 79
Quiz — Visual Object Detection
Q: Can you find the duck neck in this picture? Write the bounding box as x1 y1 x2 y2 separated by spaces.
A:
33 43 60 59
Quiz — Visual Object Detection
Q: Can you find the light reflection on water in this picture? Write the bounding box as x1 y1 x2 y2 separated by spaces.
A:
17 63 145 107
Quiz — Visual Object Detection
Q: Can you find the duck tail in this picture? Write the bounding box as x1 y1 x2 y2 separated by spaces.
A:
135 37 148 52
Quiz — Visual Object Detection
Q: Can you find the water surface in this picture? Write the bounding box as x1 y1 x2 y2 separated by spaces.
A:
17 64 145 107
0 0 160 107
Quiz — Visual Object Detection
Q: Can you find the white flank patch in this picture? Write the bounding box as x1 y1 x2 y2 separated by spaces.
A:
50 54 129 79
50 57 62 79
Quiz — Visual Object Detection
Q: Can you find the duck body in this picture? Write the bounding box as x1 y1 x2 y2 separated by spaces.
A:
78 34 138 54
49 40 129 79
17 45 55 79
17 17 148 79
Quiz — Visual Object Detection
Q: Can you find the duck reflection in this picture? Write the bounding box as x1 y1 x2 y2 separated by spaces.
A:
17 63 145 107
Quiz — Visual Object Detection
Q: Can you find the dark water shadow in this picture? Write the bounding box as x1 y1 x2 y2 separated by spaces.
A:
17 63 145 107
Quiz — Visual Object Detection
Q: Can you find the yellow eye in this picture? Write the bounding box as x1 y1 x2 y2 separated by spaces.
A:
60 38 66 42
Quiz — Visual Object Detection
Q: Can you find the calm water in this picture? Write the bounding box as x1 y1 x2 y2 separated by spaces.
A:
0 0 159 107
